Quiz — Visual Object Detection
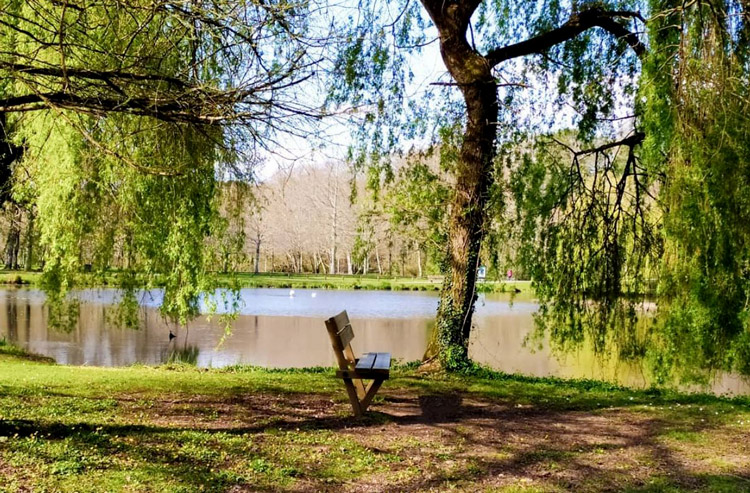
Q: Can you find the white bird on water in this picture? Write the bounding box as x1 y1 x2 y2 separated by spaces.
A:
311 292 317 298
289 289 295 297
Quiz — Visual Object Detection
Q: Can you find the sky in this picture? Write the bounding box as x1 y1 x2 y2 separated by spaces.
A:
254 1 640 182
255 5 447 181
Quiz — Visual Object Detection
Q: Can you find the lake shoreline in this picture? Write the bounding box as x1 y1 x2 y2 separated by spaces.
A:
0 269 533 294
2 286 746 397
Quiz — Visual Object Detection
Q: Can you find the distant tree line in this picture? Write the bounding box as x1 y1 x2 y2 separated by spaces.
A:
0 151 530 280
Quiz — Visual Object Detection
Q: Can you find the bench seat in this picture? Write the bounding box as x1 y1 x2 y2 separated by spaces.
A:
335 352 391 380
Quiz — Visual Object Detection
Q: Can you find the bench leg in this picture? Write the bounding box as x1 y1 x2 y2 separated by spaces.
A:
359 379 383 413
353 378 368 400
341 378 384 416
342 378 363 416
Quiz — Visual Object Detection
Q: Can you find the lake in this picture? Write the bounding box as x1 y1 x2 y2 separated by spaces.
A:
0 287 747 396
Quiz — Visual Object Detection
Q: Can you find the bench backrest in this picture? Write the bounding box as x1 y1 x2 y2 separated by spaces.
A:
325 310 357 371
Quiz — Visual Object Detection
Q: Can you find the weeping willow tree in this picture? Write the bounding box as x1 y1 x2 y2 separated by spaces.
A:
513 0 750 384
329 0 646 369
510 129 657 356
644 0 750 381
0 0 327 326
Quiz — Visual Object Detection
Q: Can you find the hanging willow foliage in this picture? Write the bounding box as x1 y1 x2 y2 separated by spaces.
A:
645 0 750 382
513 0 750 384
0 0 328 326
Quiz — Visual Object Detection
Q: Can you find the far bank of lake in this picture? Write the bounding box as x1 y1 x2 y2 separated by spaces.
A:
0 287 747 396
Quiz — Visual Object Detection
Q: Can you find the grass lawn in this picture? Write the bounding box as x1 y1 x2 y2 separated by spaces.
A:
0 269 533 294
0 270 43 286
1 344 749 492
218 272 531 294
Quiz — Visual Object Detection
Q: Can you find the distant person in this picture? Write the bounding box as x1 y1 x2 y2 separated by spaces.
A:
507 269 513 280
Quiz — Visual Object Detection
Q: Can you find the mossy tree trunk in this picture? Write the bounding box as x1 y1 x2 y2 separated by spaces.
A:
422 1 498 370
434 85 497 369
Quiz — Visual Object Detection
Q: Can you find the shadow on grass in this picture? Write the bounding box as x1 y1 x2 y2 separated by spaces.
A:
2 388 749 492
0 419 283 492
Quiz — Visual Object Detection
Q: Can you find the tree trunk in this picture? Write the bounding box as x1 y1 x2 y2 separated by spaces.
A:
422 1 499 370
0 114 24 271
222 251 229 273
0 113 21 206
24 208 34 270
346 252 353 275
388 242 393 276
254 236 261 274
329 179 338 274
416 248 423 278
329 246 336 275
432 85 497 369
5 205 21 270
314 251 324 274
5 226 19 270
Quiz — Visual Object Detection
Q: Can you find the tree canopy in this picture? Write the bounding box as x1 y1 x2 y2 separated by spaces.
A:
328 0 750 380
328 0 647 369
505 0 750 383
0 0 329 324
1 0 750 383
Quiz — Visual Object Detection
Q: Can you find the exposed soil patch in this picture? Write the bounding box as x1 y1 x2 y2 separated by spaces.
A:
119 389 750 492
0 456 34 492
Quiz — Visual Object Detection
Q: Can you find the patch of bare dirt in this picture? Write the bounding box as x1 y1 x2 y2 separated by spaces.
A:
117 390 750 492
0 456 34 492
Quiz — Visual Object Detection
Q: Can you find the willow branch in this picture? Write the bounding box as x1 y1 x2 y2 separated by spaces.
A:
486 7 646 67
573 132 646 156
0 62 189 87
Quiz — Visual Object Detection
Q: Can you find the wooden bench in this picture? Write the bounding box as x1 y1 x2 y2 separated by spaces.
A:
325 310 391 416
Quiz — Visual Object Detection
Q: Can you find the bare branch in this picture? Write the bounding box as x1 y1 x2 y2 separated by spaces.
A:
572 132 646 156
486 7 646 67
0 62 189 87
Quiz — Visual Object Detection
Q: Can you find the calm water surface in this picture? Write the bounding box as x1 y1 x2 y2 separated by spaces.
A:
1 288 747 395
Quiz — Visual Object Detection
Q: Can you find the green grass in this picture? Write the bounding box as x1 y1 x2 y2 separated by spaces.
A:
0 269 533 294
219 272 532 294
0 270 42 285
1 345 748 492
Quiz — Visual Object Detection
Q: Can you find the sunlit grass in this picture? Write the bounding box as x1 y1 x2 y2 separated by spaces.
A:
0 268 534 294
1 345 748 492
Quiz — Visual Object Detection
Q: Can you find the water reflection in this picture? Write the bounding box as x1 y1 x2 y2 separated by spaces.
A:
0 288 747 396
166 344 200 365
0 288 435 368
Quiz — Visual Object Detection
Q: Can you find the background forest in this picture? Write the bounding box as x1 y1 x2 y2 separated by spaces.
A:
0 154 480 279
